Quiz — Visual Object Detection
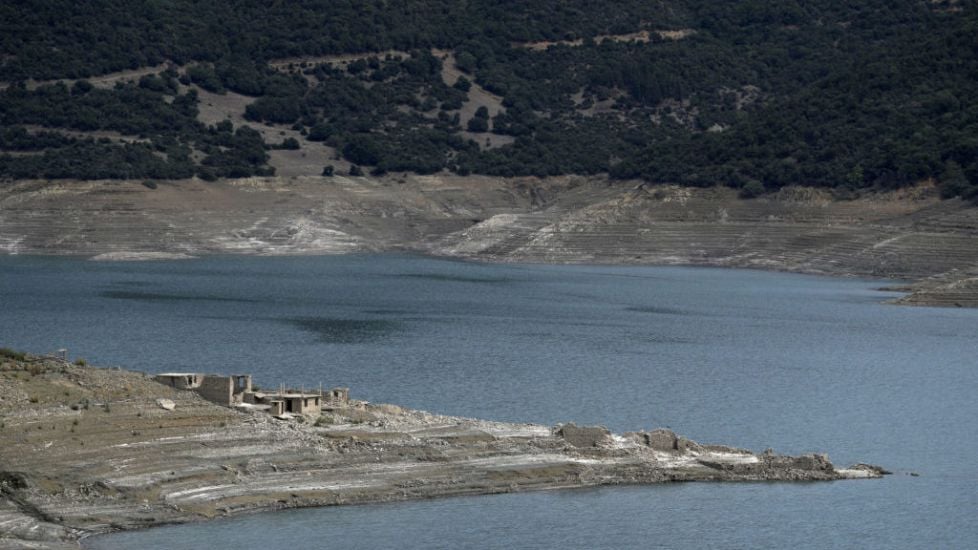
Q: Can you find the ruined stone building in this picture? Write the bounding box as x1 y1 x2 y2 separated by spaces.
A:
154 373 347 417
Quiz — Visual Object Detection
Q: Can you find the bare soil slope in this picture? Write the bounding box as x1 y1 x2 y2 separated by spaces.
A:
2 175 977 306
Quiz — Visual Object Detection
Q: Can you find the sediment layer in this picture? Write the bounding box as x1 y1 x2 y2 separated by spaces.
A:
2 175 977 306
0 357 882 549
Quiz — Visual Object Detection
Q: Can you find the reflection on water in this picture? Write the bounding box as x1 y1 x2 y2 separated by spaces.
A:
392 273 518 284
101 290 259 303
624 305 690 315
284 317 402 344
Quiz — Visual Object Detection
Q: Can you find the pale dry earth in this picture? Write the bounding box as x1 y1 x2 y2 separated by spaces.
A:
2 175 978 306
0 357 883 549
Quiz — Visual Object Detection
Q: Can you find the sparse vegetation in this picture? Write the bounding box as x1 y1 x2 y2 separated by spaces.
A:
0 1 975 197
314 415 335 427
0 347 27 361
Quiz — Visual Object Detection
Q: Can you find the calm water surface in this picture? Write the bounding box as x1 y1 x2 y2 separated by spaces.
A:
0 255 975 549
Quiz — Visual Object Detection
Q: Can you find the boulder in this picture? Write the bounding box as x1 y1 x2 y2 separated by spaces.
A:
156 398 175 411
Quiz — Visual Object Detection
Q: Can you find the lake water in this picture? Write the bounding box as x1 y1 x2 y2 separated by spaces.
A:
1 255 975 549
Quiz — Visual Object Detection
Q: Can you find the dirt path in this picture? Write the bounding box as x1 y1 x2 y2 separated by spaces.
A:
513 29 695 51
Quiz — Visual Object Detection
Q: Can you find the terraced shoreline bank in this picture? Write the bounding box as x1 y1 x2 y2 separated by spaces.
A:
0 358 885 549
2 175 977 307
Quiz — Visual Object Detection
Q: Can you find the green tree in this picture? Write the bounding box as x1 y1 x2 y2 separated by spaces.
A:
939 160 974 199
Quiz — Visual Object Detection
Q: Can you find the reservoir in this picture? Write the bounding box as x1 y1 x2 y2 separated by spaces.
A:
1 255 975 548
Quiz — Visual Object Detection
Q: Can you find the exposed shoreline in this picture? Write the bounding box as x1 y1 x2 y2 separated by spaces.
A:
0 357 884 549
2 176 977 308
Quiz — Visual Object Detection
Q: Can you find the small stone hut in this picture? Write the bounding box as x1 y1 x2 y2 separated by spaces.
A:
154 372 329 418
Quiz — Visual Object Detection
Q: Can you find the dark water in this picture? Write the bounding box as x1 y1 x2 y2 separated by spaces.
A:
1 255 975 549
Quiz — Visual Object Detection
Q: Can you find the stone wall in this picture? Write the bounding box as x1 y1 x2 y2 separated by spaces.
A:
555 423 612 448
196 376 233 406
154 374 202 390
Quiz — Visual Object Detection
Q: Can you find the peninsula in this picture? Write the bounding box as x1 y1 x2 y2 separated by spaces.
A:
0 352 885 549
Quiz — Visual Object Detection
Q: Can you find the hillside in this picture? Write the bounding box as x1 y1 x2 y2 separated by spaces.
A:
1 1 977 200
3 175 978 307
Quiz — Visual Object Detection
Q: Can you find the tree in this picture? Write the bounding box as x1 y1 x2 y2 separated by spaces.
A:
739 179 765 199
467 117 489 132
453 76 472 92
455 52 477 74
939 160 974 199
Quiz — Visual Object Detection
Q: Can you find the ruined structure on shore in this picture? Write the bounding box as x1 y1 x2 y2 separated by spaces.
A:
0 357 887 550
153 372 348 417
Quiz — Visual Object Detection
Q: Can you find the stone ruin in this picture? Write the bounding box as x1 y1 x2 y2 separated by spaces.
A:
153 373 349 418
623 428 700 453
554 423 614 448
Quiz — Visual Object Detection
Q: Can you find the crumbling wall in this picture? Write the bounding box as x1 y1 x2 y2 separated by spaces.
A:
154 374 202 390
286 396 321 417
195 376 233 406
555 423 612 448
327 387 349 404
625 429 700 453
232 375 252 397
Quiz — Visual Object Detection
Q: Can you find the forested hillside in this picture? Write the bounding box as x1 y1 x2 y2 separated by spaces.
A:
1 0 976 198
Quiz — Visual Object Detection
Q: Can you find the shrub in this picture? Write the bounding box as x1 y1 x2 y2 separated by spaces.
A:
314 415 335 427
739 180 765 199
467 117 488 133
453 76 471 92
0 348 26 361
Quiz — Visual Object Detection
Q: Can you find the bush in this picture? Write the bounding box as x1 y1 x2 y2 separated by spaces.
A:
270 137 300 150
321 165 334 176
307 123 332 142
0 347 26 361
187 65 224 93
314 414 338 426
739 180 765 199
467 116 488 133
74 358 87 366
244 96 302 124
453 76 472 92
